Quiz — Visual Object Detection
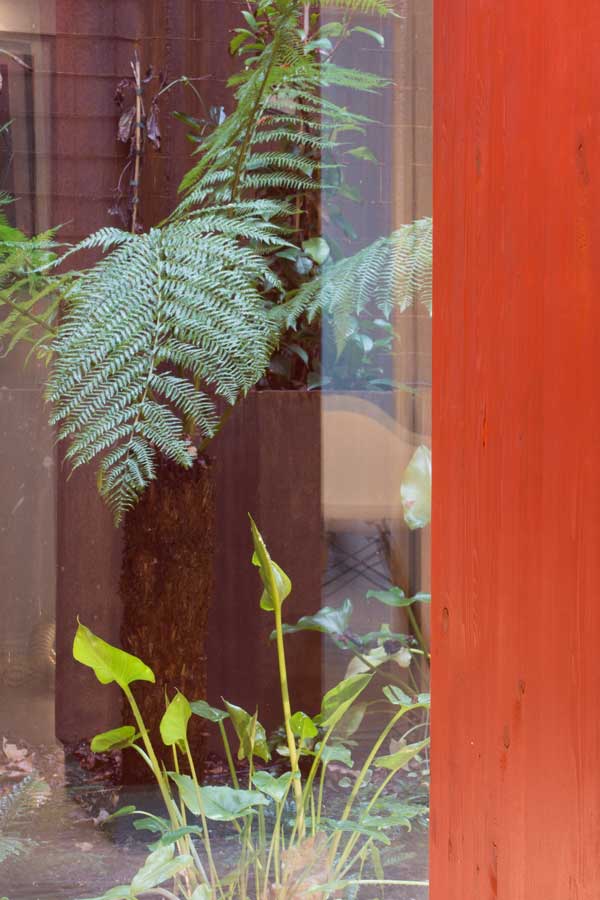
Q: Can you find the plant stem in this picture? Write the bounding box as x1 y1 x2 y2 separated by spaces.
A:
406 606 429 662
328 707 407 865
273 599 305 839
130 51 144 234
123 685 179 827
184 740 221 894
1 294 57 335
262 781 293 899
219 719 240 789
316 761 327 827
344 880 429 888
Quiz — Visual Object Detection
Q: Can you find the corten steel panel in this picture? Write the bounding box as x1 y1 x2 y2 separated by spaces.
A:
432 3 600 899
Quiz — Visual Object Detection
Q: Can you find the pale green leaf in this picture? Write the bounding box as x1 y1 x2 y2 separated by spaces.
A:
190 700 229 723
351 26 385 46
160 692 192 750
400 444 431 530
252 770 298 803
169 773 269 820
290 711 318 740
131 844 193 891
73 622 155 689
280 599 352 638
223 700 270 762
374 739 430 770
302 237 330 265
317 673 372 727
90 726 137 753
249 516 291 612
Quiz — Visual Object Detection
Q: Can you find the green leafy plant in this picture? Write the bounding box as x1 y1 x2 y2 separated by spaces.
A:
0 192 63 361
0 0 433 523
73 520 429 899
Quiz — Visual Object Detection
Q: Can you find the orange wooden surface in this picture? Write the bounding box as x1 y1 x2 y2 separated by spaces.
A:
431 3 600 898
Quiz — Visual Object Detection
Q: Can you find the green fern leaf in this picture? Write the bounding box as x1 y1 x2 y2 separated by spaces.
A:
48 207 283 523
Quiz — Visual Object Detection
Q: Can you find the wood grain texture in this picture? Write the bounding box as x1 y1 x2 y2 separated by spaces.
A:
431 3 600 899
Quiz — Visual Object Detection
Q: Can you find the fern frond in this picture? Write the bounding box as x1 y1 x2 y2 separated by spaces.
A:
48 207 282 523
177 1 389 214
278 217 432 351
313 0 397 14
0 212 65 360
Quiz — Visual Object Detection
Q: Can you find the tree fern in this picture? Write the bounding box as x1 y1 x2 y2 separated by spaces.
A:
277 216 432 352
0 0 408 522
47 206 284 523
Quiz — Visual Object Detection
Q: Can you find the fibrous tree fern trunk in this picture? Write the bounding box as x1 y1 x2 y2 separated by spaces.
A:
119 457 214 782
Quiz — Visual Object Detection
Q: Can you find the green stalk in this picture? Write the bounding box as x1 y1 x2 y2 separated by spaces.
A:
273 599 305 838
262 779 294 899
310 786 316 837
219 720 240 789
336 766 400 876
406 606 430 661
328 707 407 865
316 761 327 827
344 880 429 888
184 740 222 896
123 686 180 829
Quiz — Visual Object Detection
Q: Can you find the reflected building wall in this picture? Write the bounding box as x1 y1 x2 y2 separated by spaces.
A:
0 1 57 745
320 1 432 698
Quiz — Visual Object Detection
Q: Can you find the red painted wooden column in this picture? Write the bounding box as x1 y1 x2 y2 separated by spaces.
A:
432 3 600 899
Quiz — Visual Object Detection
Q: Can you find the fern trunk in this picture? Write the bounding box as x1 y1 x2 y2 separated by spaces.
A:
119 457 214 783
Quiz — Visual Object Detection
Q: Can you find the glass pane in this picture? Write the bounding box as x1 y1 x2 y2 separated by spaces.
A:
320 2 431 895
0 2 431 898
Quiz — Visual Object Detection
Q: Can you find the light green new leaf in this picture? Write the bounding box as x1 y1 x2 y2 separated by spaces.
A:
160 693 192 751
190 699 229 723
252 770 298 803
169 773 269 820
223 700 270 762
73 622 155 689
131 844 193 891
317 673 372 728
191 887 212 900
280 599 353 638
90 726 137 753
367 587 431 608
366 586 408 607
158 826 204 847
302 237 330 265
249 516 291 612
201 785 270 820
290 711 318 741
374 738 430 771
75 888 132 900
400 444 432 530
